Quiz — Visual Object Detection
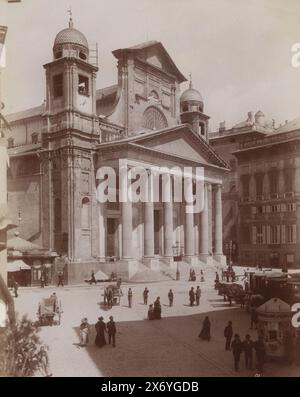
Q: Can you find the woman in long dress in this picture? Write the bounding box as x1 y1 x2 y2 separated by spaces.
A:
95 316 107 348
79 318 90 346
153 297 162 319
199 316 211 341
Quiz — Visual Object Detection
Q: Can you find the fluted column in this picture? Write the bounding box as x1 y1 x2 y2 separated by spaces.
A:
184 176 194 256
97 202 106 262
200 183 209 255
120 165 132 259
214 184 223 255
163 173 173 258
144 172 154 258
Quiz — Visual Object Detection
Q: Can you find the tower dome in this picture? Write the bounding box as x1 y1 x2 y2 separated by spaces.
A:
180 76 204 112
53 16 89 60
180 87 203 104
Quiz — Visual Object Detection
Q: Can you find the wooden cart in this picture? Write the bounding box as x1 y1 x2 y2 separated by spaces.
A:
37 297 62 326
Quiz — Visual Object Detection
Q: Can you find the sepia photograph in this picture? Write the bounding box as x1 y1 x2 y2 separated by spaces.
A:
0 0 300 381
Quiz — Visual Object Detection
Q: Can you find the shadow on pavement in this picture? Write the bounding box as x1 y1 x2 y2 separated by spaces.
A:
71 307 271 377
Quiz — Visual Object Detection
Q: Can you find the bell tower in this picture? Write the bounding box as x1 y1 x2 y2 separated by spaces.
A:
180 75 210 142
41 16 99 279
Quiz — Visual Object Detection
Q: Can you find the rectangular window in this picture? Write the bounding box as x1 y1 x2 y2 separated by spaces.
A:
241 175 250 199
287 203 296 212
257 225 263 245
270 225 280 244
269 171 278 195
255 173 264 197
287 224 297 243
78 75 89 96
284 169 294 192
53 74 63 98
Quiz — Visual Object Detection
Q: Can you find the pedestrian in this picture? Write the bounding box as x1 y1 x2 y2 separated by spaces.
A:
90 270 96 285
231 334 243 372
143 287 149 305
214 272 219 289
224 321 233 351
226 271 230 283
107 288 113 307
198 316 211 341
37 346 52 377
195 286 201 306
148 304 154 320
168 289 174 307
95 316 106 348
153 297 162 319
189 287 195 306
250 307 258 330
107 315 116 347
254 335 266 375
243 334 254 370
40 274 45 288
200 270 205 282
50 292 58 312
79 318 89 346
128 288 133 308
13 280 19 298
57 271 64 287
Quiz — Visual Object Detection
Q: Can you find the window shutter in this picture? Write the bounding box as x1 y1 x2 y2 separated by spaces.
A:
276 225 281 244
281 225 286 244
265 205 271 213
293 224 297 244
281 203 286 212
293 203 297 211
262 225 266 244
266 225 271 244
252 226 257 244
251 206 257 215
277 205 281 212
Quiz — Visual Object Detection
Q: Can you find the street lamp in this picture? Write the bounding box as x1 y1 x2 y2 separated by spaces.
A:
172 242 182 281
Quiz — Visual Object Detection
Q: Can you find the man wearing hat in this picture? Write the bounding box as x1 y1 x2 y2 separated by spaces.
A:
107 315 117 347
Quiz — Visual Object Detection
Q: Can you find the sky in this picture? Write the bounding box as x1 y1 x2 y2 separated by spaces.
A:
0 0 299 131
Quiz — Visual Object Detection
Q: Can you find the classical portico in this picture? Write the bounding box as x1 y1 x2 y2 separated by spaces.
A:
95 125 228 277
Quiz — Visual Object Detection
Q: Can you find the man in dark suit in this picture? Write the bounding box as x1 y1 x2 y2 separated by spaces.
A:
107 315 116 347
224 321 233 351
243 334 254 370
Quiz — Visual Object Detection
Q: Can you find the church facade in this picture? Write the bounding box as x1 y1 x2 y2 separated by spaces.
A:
5 19 229 283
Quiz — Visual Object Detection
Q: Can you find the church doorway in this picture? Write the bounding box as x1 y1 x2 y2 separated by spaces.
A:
154 209 161 255
106 218 119 259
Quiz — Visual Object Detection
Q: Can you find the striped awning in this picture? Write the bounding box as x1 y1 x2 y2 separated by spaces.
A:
7 260 31 272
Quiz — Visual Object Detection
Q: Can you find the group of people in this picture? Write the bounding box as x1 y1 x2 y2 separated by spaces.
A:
148 297 162 320
189 286 202 306
221 267 236 283
223 320 266 374
198 316 267 375
79 315 117 348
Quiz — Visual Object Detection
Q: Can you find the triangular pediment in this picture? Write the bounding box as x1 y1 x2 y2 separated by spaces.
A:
128 125 229 169
112 41 187 83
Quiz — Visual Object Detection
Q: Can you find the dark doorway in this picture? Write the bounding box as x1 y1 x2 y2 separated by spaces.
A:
107 218 118 258
154 210 161 255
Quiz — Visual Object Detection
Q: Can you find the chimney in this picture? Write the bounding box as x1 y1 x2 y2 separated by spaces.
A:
219 121 226 134
247 111 254 123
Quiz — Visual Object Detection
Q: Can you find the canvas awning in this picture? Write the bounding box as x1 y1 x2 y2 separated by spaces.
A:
7 260 31 272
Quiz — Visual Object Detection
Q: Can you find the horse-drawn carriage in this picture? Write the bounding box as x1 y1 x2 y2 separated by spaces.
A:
37 295 62 326
217 282 246 305
103 284 123 306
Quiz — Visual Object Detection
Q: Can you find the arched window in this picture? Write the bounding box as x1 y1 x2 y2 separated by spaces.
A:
81 197 90 229
148 90 159 100
142 106 168 131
